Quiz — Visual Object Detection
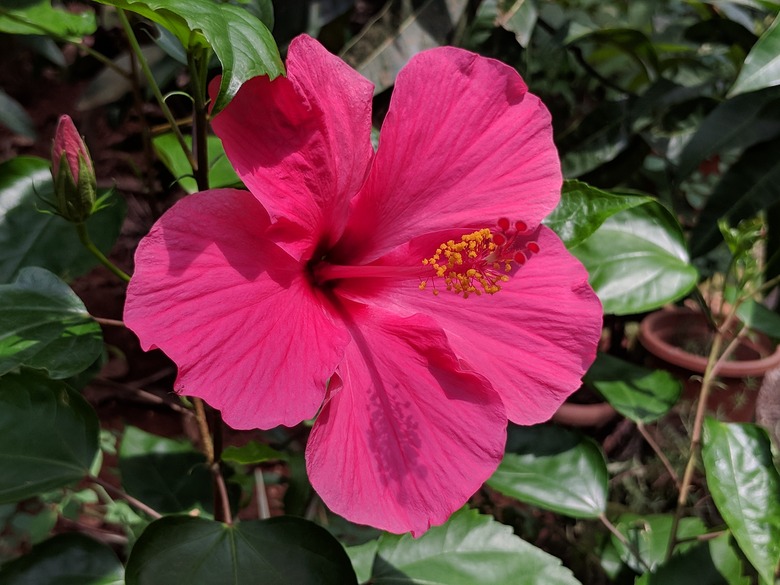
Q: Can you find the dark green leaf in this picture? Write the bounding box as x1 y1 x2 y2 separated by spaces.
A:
368 508 582 584
585 353 681 423
0 157 125 284
676 87 780 179
635 533 749 585
702 419 780 585
611 514 707 573
94 0 283 113
0 533 123 585
560 101 631 178
572 201 698 314
545 180 652 248
729 14 780 97
0 267 102 379
152 132 241 193
221 440 285 465
0 0 97 40
125 516 357 585
228 0 274 29
497 0 538 47
487 425 607 518
0 90 35 139
345 540 379 584
0 370 99 504
690 137 780 257
119 426 213 515
737 300 780 339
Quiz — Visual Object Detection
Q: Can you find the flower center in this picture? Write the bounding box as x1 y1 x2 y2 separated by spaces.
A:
420 218 539 298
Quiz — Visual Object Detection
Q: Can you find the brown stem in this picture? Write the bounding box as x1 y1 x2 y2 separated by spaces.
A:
192 397 232 524
637 422 680 490
91 316 125 327
599 513 653 573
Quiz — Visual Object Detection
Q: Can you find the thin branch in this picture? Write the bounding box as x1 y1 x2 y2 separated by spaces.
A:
91 316 125 327
91 475 162 519
637 422 681 490
75 223 131 282
599 513 653 573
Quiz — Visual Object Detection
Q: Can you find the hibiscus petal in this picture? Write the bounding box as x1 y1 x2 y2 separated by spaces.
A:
335 226 602 424
306 305 506 536
337 47 561 263
211 35 374 259
124 188 350 429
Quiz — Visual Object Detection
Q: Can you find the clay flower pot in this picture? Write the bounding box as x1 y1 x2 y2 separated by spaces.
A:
638 307 780 422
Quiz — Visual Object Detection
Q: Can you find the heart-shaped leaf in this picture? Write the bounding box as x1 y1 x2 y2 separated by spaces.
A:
0 370 99 504
487 425 608 518
572 201 698 314
125 516 357 585
94 0 283 113
702 419 780 585
0 267 102 379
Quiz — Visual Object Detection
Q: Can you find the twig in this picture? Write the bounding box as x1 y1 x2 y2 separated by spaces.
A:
599 513 653 573
91 316 125 327
193 398 232 524
91 475 162 519
254 468 270 520
637 422 680 490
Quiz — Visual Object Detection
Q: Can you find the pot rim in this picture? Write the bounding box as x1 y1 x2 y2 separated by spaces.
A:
638 307 780 377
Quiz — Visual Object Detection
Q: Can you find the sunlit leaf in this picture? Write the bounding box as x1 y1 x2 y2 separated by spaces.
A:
152 132 241 193
729 14 780 96
702 419 780 585
488 425 607 518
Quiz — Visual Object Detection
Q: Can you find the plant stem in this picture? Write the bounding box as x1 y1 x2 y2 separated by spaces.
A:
75 223 131 282
637 422 680 490
92 475 162 519
91 316 125 327
188 49 210 191
116 8 196 170
599 513 653 573
193 397 232 524
665 314 746 559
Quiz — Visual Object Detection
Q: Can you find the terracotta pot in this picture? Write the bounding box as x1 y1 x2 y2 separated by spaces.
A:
638 307 780 422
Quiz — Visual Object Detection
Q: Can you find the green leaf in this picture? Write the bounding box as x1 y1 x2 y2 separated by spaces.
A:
487 425 607 518
0 267 102 379
118 426 213 515
221 440 285 465
345 540 379 584
0 0 97 40
125 516 358 585
0 370 99 504
572 201 698 315
94 0 283 113
152 132 241 193
368 508 581 584
0 533 123 585
729 14 780 97
612 514 707 573
545 180 652 248
702 419 780 585
690 137 780 257
497 0 538 47
586 353 681 423
0 90 35 139
676 87 780 179
560 101 631 178
635 533 750 585
737 299 780 339
0 156 125 284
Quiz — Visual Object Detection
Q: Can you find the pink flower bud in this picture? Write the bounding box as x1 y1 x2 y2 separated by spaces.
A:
51 115 97 223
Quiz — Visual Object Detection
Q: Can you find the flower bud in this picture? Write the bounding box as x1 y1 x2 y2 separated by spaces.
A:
51 115 97 223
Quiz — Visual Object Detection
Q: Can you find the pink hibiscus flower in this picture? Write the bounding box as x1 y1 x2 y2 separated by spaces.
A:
124 35 602 535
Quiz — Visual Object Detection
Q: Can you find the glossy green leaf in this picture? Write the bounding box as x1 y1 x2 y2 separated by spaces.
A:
572 201 698 314
702 419 780 585
0 370 99 504
368 508 581 584
635 533 749 585
0 89 35 139
0 533 123 585
119 426 213 515
228 0 274 29
0 156 125 284
586 353 681 423
546 180 652 248
676 87 780 179
152 132 241 193
612 514 707 573
94 0 283 113
0 267 102 379
125 516 357 585
346 540 379 585
690 137 780 257
221 440 285 465
729 14 780 97
487 425 607 518
0 0 97 40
